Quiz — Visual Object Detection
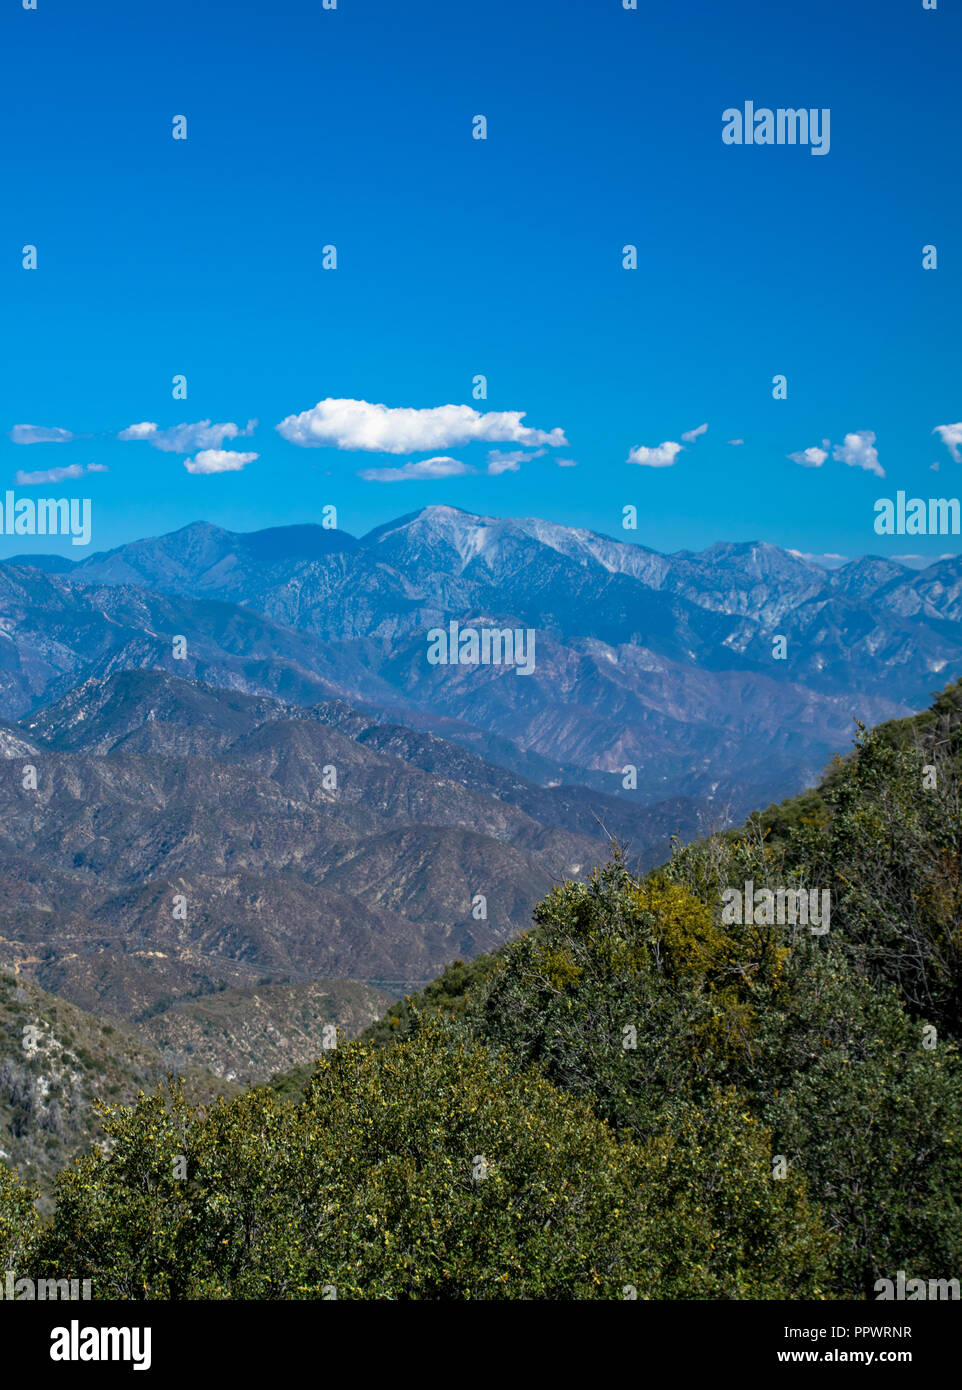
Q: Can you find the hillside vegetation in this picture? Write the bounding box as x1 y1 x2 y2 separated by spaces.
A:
140 979 391 1085
0 973 236 1207
3 680 960 1298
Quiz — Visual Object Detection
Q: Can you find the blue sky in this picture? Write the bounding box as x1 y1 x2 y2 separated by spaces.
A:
3 0 960 562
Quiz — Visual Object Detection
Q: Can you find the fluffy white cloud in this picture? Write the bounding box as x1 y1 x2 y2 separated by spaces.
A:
183 449 258 475
556 458 578 467
358 456 471 483
833 429 883 478
117 421 157 441
788 445 829 468
627 440 683 468
120 420 257 452
10 425 74 445
681 422 708 443
933 422 962 463
276 398 567 453
727 438 744 446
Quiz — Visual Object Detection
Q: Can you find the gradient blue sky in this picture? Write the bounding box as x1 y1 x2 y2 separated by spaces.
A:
3 0 960 561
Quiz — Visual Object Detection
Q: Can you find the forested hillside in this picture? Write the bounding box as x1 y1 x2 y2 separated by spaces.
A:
0 973 236 1209
2 681 960 1299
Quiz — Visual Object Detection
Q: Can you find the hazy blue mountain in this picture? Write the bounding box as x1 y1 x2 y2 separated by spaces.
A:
3 507 959 815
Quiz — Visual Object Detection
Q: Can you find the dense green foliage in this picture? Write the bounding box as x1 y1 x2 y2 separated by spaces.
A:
0 1161 38 1268
1 681 960 1298
721 679 962 1032
16 1030 835 1300
359 953 499 1049
465 864 962 1297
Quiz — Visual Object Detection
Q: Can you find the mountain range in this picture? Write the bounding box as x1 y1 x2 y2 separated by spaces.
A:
1 668 660 1020
5 506 960 817
0 506 958 1190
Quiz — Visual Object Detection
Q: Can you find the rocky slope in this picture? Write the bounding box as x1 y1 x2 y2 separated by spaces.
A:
139 979 391 1085
0 670 650 1020
0 970 233 1200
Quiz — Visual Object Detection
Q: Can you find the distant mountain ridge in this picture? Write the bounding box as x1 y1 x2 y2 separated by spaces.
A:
2 506 958 816
14 506 953 614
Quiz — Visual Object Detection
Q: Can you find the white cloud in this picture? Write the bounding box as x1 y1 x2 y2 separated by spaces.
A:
627 440 683 468
14 464 85 485
788 445 829 468
117 421 157 441
183 449 258 475
833 429 884 478
681 422 708 443
10 425 74 445
120 419 257 452
787 550 850 568
485 447 544 475
14 462 107 486
276 398 567 453
556 458 578 467
727 438 744 446
933 422 962 463
358 456 472 483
